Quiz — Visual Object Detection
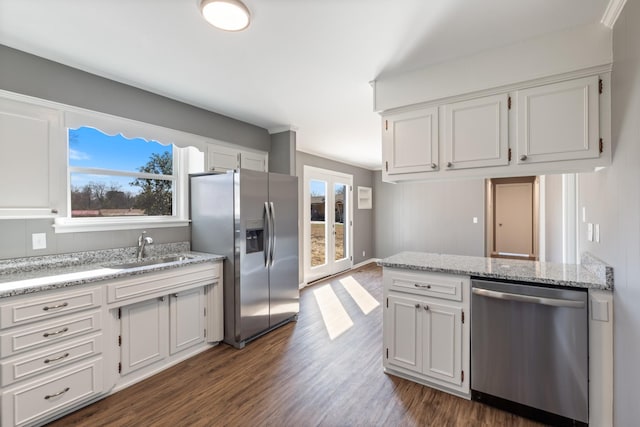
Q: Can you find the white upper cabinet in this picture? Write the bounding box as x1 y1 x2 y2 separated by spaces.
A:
207 145 239 172
443 94 509 170
516 76 600 164
383 107 439 175
207 144 267 172
0 98 62 217
239 150 267 172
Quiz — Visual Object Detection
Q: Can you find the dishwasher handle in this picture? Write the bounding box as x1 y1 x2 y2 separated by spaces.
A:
472 287 585 309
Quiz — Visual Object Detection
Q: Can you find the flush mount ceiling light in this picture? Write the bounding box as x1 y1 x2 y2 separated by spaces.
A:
200 0 251 31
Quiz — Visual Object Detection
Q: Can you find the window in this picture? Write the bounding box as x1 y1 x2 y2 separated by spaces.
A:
53 116 205 233
68 126 176 218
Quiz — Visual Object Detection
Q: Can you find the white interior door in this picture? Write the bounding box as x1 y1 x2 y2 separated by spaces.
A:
304 166 353 282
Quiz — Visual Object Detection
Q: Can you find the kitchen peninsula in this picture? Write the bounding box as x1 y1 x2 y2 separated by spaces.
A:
378 251 613 426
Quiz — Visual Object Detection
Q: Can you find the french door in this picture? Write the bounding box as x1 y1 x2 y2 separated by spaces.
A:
303 166 353 283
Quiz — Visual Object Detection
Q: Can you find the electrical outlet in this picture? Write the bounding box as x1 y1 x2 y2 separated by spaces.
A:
582 207 587 223
473 217 478 224
32 233 47 250
587 223 593 242
595 224 600 243
362 250 366 257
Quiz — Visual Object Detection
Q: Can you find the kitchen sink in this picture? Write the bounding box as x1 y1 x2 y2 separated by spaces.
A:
105 254 195 269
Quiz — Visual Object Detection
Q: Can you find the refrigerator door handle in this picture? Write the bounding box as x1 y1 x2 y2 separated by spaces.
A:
269 202 276 266
264 202 271 268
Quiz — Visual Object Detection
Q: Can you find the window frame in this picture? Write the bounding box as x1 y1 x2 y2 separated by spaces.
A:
53 110 207 233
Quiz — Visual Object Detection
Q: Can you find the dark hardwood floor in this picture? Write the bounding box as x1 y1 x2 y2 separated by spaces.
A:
46 264 543 427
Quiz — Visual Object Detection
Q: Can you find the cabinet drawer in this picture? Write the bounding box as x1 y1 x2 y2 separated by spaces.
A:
1 357 103 427
107 263 220 304
0 310 101 358
1 332 102 387
389 271 466 301
0 286 102 329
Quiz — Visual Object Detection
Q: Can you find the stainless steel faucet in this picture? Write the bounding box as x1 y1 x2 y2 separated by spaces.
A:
136 231 153 261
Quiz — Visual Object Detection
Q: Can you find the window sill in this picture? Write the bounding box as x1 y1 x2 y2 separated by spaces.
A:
53 217 190 234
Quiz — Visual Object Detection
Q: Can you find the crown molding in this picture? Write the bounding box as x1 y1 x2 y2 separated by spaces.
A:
601 0 627 28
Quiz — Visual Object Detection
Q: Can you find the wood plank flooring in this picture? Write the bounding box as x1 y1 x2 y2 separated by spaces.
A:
46 264 543 427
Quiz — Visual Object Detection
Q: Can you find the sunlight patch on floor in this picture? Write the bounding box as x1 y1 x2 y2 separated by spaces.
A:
339 276 380 315
313 284 353 340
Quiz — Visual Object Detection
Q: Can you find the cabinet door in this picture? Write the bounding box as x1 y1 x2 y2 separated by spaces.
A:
516 76 600 164
444 94 509 170
120 298 168 376
383 107 439 175
422 301 463 386
385 294 422 373
240 151 267 172
207 145 239 172
0 97 60 216
169 288 205 355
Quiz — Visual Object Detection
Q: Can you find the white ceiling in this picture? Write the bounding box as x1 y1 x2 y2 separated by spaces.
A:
0 0 610 170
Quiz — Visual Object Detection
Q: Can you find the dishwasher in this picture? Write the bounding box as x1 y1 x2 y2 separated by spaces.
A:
471 279 588 426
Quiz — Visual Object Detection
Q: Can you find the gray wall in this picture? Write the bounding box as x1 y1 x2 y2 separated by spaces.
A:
373 172 485 258
296 151 375 282
577 3 640 424
270 131 296 175
544 174 564 263
0 45 270 152
0 45 272 259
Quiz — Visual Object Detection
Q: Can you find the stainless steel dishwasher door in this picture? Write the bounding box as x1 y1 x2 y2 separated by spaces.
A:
471 279 588 424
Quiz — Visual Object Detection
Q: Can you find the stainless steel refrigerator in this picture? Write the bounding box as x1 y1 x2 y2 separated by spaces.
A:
190 170 299 348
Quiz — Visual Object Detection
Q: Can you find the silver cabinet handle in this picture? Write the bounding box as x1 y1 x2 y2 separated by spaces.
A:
43 302 68 311
414 283 431 289
44 352 70 364
43 327 69 338
45 387 70 400
430 163 437 169
520 155 528 161
472 288 585 308
446 162 453 167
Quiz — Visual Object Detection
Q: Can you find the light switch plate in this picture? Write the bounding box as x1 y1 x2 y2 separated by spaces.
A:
587 223 593 242
595 224 600 242
473 217 478 224
32 233 47 250
591 298 609 322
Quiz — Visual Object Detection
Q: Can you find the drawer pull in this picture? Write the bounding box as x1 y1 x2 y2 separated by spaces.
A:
44 352 70 364
44 387 70 400
43 302 69 311
43 327 69 338
414 283 432 289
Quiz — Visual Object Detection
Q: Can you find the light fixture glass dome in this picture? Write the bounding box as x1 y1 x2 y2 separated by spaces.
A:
201 0 251 32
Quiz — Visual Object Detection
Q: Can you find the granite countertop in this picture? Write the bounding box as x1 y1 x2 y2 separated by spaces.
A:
378 251 613 290
0 242 225 298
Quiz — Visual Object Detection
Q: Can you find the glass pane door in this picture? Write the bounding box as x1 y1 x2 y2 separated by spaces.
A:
334 183 347 261
310 180 327 268
304 166 353 283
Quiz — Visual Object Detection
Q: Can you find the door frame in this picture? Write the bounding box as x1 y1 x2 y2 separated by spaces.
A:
485 176 539 260
303 165 353 283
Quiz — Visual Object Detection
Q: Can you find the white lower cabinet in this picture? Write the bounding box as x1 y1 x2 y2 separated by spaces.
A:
1 358 103 427
0 285 105 427
0 260 223 426
169 288 205 355
383 269 470 398
119 298 169 376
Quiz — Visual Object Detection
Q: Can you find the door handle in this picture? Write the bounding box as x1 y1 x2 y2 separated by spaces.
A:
472 288 585 308
269 202 276 267
264 202 271 268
